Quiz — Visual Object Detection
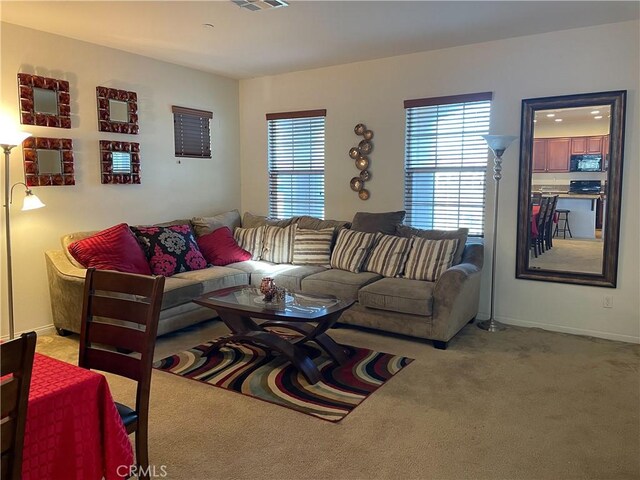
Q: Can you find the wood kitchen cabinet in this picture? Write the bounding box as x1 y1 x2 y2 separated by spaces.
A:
534 137 570 172
570 135 604 155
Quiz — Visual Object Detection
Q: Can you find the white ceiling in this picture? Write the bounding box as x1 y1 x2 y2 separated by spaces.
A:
1 1 638 79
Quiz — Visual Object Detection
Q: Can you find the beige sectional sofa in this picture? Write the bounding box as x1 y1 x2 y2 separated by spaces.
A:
45 211 483 349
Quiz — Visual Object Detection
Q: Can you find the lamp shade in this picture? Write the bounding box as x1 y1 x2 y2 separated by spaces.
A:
21 190 45 211
482 135 518 156
0 130 31 147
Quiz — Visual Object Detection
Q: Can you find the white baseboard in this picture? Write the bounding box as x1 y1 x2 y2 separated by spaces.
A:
490 314 640 344
1 323 56 341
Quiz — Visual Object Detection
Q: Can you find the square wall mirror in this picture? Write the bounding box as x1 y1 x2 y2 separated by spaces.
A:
100 140 140 184
96 86 139 134
22 137 75 186
18 73 71 128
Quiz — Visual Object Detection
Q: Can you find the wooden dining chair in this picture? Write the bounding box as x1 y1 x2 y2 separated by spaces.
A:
78 268 165 480
1 331 37 480
544 195 559 250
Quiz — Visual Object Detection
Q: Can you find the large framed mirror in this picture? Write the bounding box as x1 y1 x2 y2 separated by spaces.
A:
516 91 626 287
18 73 71 128
22 137 75 186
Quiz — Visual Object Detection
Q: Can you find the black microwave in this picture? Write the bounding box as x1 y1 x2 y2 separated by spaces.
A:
570 154 602 172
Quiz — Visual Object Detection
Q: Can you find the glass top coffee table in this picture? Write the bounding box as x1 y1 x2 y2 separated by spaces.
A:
193 286 355 384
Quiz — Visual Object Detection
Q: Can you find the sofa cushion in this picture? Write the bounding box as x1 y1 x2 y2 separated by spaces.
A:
159 276 204 310
301 269 381 301
226 261 325 292
233 226 264 260
196 227 251 266
330 229 378 273
242 212 296 229
351 211 406 235
262 224 296 263
67 223 151 275
358 278 435 316
191 210 241 237
292 227 334 266
364 234 413 278
396 225 468 266
296 216 351 231
172 266 249 294
404 237 458 281
130 224 207 276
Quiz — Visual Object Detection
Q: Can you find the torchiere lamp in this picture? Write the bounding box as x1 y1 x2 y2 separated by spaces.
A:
478 134 517 332
2 129 45 339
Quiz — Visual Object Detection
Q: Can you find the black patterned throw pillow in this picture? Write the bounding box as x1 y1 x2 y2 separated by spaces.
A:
130 224 207 276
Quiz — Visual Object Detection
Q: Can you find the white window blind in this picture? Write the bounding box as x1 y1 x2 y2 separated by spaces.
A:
267 109 326 219
404 92 492 236
172 106 213 159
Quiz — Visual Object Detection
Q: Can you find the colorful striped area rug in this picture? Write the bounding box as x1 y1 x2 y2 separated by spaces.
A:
153 335 413 422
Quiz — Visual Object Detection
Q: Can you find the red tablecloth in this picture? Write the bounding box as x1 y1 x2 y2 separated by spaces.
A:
22 354 134 480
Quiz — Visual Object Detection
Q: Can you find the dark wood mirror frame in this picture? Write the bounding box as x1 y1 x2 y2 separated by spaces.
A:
22 137 75 186
18 73 71 129
100 140 141 184
516 90 626 287
96 86 139 134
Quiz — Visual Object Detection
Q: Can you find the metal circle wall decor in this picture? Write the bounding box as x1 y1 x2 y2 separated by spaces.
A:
348 123 374 200
355 156 369 170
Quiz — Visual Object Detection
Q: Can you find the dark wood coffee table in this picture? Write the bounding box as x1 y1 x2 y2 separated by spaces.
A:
193 285 355 384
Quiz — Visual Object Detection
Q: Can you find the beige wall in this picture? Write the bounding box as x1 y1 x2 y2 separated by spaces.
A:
240 21 639 342
0 23 240 336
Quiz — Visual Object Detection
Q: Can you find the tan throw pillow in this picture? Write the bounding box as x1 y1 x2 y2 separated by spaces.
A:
364 234 413 278
292 227 335 266
234 226 264 261
191 210 241 237
396 225 468 266
261 224 297 264
330 229 378 273
403 237 459 281
242 212 296 229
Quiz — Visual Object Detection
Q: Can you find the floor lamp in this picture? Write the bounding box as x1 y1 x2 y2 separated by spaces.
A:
2 130 45 339
477 134 517 332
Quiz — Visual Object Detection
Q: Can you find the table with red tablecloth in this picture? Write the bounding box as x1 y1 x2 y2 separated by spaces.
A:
22 353 134 480
531 205 558 238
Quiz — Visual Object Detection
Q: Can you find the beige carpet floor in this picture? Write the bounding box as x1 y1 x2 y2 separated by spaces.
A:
36 320 639 480
529 238 604 274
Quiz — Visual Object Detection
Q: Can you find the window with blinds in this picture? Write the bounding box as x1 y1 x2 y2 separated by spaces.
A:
403 92 492 236
267 109 326 219
172 106 213 158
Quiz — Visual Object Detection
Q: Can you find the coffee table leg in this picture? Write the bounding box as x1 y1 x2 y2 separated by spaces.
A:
311 333 349 365
207 314 321 384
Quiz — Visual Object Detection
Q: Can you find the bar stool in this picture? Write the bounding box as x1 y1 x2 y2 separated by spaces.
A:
554 209 572 239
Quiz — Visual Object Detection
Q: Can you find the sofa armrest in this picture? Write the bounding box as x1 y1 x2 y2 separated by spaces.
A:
430 243 484 342
45 250 87 334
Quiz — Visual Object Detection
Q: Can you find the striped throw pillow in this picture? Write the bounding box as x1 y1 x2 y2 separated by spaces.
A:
364 234 413 277
261 224 297 263
292 227 335 266
403 237 459 281
234 226 264 261
330 229 378 273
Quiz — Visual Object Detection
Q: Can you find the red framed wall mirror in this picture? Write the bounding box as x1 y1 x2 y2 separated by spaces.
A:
22 137 75 186
18 73 71 128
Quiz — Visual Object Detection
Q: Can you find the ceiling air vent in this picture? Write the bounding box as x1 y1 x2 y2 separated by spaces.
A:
232 0 289 11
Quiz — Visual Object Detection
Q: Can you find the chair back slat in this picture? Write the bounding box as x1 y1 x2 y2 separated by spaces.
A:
82 349 142 382
537 197 550 229
85 322 147 354
89 295 154 326
1 420 15 455
0 380 19 418
0 331 37 480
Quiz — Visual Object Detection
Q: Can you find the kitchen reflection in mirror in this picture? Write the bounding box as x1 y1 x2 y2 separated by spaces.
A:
530 105 609 274
516 90 626 288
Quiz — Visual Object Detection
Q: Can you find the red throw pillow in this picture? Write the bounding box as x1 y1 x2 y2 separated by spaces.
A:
196 227 251 266
68 223 152 275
